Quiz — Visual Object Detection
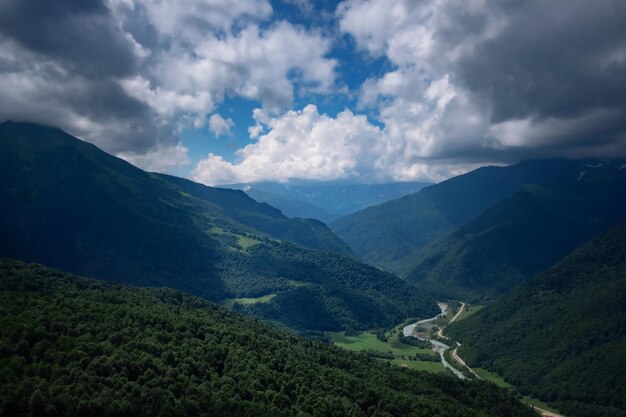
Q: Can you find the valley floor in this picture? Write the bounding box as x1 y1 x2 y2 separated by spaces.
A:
330 300 569 417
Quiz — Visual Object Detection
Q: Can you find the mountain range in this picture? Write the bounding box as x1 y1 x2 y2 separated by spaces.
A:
0 121 436 331
2 120 625 417
406 166 626 301
330 159 608 273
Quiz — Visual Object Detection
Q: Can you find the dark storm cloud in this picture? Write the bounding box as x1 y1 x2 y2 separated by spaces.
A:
456 0 626 124
0 0 163 155
0 0 139 78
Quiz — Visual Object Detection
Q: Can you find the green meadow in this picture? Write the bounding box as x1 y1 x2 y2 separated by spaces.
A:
221 294 277 309
454 304 485 322
328 329 445 374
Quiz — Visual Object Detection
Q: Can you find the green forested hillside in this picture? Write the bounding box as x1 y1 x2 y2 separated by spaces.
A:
156 174 350 255
0 260 536 417
447 222 626 417
0 121 435 331
330 159 606 273
406 174 626 301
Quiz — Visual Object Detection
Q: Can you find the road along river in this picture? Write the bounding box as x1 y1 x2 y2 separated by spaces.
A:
404 303 568 417
403 303 466 379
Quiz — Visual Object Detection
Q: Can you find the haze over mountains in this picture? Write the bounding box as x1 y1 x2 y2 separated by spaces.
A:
224 181 430 223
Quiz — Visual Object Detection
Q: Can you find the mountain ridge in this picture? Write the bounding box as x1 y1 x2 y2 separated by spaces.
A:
405 170 626 301
0 121 436 331
447 220 626 417
330 159 610 272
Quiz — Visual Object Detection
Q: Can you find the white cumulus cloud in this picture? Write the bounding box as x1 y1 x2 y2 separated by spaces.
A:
208 113 235 137
191 104 472 185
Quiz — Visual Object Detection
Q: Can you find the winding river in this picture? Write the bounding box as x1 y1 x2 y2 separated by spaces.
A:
402 303 466 379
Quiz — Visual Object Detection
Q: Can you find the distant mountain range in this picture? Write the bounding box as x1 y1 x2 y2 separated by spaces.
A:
238 187 337 223
448 221 626 417
0 121 436 331
223 181 430 223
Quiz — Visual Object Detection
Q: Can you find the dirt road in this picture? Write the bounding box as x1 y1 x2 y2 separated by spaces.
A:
436 302 465 339
451 345 482 379
532 406 565 417
440 303 567 417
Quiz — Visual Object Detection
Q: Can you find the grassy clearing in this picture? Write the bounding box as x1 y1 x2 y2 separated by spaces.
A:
329 332 390 352
387 337 433 356
236 234 260 249
209 226 260 250
472 369 563 414
474 368 514 389
328 329 444 373
389 359 445 373
221 294 276 309
520 396 562 414
287 280 314 287
209 226 227 235
454 304 485 322
329 332 433 356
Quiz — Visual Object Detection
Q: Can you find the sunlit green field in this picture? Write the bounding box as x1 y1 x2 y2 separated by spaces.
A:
221 294 277 308
328 332 432 356
236 234 260 249
454 304 485 322
389 358 445 373
286 280 313 287
328 329 446 373
474 368 563 414
474 367 514 389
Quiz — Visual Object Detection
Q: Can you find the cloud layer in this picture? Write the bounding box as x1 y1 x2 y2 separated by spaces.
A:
2 0 625 181
0 0 336 171
194 0 626 184
340 0 626 160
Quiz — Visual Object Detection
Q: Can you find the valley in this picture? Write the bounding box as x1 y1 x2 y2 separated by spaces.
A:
328 302 479 381
1 2 624 417
0 123 624 417
329 300 573 417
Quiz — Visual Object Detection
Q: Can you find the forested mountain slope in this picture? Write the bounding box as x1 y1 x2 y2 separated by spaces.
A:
330 159 604 272
406 170 626 301
0 121 435 331
0 259 536 417
447 221 626 417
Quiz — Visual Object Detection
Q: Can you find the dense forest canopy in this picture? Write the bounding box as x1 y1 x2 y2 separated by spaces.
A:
0 259 535 417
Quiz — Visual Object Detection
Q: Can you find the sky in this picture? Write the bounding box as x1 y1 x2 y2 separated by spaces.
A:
1 0 625 185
